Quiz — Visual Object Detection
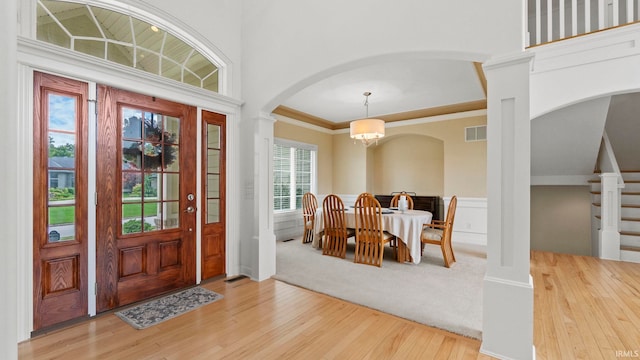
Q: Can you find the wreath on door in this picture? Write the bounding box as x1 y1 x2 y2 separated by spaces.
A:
122 119 177 169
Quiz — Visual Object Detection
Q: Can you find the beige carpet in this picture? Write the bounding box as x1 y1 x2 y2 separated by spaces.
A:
273 238 486 339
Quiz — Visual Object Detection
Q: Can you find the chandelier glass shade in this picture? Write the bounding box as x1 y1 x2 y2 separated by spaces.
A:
350 92 385 146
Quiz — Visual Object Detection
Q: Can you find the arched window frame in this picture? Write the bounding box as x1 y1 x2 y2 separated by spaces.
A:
29 0 230 96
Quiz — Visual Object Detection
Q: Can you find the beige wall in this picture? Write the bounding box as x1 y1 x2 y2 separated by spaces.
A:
273 116 333 195
333 134 368 194
530 186 592 256
389 116 487 197
275 113 487 198
371 134 444 195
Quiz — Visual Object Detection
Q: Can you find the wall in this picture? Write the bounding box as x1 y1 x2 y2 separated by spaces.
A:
145 0 243 98
273 116 333 240
273 116 333 195
241 0 521 117
530 185 592 256
332 114 487 197
372 134 444 196
274 114 488 243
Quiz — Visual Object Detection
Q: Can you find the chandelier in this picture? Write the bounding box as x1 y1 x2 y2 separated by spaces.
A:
350 92 385 146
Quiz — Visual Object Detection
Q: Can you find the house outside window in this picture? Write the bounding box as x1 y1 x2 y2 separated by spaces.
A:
273 139 317 211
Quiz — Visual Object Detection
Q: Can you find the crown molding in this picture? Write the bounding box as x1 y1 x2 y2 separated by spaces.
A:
274 100 487 131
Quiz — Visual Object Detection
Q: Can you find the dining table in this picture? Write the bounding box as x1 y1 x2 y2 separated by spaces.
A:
312 207 432 264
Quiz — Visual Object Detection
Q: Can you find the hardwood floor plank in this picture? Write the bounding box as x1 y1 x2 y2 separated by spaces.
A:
19 250 640 360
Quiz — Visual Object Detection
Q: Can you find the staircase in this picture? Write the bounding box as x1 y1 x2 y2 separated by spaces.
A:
591 171 640 263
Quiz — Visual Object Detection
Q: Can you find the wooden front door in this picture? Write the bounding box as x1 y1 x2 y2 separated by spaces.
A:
201 111 226 280
96 85 197 311
33 72 89 330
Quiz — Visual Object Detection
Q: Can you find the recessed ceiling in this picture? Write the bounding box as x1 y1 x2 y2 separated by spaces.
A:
277 58 487 127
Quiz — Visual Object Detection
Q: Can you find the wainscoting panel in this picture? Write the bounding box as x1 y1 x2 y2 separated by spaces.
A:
444 197 487 246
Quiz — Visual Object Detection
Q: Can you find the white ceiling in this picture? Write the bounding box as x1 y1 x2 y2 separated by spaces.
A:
280 57 640 180
279 58 486 123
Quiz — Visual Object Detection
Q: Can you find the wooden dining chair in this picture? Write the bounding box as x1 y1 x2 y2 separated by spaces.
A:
353 193 394 267
421 195 457 267
390 192 414 210
322 194 355 258
302 192 318 244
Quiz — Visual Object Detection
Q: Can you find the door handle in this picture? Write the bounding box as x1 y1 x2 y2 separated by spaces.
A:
184 206 195 213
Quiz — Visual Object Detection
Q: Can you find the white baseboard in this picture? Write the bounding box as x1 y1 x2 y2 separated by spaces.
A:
452 231 487 246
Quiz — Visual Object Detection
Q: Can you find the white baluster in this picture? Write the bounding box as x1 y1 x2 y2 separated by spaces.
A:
585 0 591 34
627 0 634 23
599 0 606 30
613 0 620 26
560 0 565 39
536 0 542 45
572 0 578 36
547 0 553 42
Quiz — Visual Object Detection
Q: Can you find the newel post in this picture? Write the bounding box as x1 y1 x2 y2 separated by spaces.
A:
599 173 621 260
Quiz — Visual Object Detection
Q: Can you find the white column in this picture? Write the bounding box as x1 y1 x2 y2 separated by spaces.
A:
599 173 621 260
481 52 535 360
253 112 277 280
0 0 19 359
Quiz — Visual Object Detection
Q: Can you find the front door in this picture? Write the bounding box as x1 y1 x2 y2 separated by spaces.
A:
96 85 197 311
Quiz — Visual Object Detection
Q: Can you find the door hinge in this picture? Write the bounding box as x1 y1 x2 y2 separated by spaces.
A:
94 282 97 295
95 192 98 206
88 98 97 115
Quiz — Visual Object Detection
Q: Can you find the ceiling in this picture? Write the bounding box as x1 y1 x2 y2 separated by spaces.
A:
273 58 487 130
274 56 640 178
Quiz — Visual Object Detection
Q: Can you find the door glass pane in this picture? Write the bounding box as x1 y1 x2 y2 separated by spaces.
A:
47 93 77 243
207 175 220 198
163 174 180 201
48 206 75 242
122 203 143 234
120 107 180 235
207 199 220 223
205 124 221 224
207 149 220 173
160 202 180 230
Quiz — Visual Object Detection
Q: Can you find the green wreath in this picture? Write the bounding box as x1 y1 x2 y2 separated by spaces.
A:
122 119 177 169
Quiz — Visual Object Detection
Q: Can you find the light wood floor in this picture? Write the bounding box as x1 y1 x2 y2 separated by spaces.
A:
18 250 640 359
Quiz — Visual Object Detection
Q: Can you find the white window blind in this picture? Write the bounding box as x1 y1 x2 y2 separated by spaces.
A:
273 139 317 211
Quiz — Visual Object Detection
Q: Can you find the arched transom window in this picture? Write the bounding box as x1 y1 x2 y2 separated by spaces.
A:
36 0 220 93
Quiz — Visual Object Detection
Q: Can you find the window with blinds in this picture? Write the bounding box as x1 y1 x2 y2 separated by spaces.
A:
273 139 317 211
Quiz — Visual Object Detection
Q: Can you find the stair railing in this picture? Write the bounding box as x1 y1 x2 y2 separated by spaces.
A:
528 0 640 47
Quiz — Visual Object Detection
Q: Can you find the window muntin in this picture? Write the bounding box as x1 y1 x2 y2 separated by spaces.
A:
36 0 220 93
273 140 317 212
121 108 181 234
47 93 78 242
206 124 222 224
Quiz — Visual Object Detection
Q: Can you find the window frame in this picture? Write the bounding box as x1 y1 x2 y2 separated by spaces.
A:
273 138 317 213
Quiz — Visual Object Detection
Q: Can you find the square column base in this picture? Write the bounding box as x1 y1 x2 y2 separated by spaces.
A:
481 275 535 360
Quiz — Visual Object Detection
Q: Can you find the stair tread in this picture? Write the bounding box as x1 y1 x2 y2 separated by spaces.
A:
621 245 640 252
589 180 640 183
591 191 640 195
621 231 640 236
594 216 640 221
592 203 640 208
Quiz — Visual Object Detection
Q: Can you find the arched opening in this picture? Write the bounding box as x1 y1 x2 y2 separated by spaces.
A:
270 53 489 339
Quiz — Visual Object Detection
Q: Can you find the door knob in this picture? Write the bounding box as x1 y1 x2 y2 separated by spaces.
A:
184 206 195 213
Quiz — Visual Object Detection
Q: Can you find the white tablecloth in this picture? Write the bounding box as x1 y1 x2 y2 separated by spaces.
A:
313 208 432 264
